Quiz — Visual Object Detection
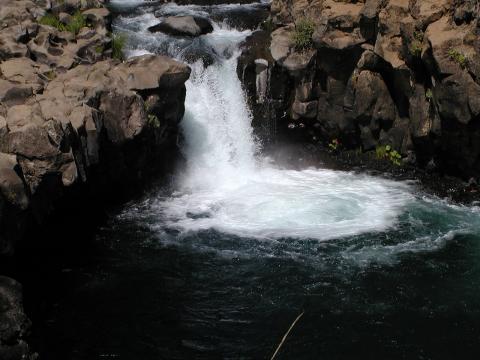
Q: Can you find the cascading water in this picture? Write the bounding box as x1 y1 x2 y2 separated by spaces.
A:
41 2 480 359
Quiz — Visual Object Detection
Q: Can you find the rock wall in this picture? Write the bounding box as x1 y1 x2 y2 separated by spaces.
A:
239 0 480 178
0 0 190 256
0 2 190 357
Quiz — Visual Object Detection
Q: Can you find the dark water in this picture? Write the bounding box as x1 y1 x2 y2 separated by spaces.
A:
37 196 480 360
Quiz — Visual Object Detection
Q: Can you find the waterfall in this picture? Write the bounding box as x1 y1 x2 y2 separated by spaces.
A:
112 1 480 252
180 53 258 190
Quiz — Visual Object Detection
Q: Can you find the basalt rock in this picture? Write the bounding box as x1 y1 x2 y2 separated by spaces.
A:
148 15 213 37
0 55 190 255
241 0 480 178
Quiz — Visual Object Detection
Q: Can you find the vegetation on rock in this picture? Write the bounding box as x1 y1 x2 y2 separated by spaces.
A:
39 11 86 36
66 11 87 35
409 31 424 57
292 18 314 50
112 33 127 60
448 48 467 68
376 145 402 166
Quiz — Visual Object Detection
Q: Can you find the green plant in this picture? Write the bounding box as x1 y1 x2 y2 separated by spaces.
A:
448 48 467 68
95 44 104 54
65 10 86 35
44 70 56 80
39 13 66 31
408 30 424 57
292 19 315 51
425 88 433 100
376 145 402 166
111 33 126 60
39 11 86 36
413 30 424 42
328 138 340 151
147 114 161 129
409 41 422 57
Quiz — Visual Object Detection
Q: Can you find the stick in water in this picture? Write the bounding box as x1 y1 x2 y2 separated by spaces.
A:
270 311 305 360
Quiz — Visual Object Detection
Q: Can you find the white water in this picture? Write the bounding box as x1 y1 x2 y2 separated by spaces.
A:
130 20 416 240
113 2 480 259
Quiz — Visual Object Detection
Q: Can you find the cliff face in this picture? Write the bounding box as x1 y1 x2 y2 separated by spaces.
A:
0 1 191 358
0 1 191 257
240 0 480 178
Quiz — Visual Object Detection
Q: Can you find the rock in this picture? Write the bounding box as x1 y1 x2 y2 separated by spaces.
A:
0 53 190 255
0 153 28 210
292 100 318 119
359 0 385 42
270 25 294 63
82 7 111 32
435 72 480 125
148 16 213 37
354 70 396 131
282 49 316 73
0 276 36 360
254 0 480 177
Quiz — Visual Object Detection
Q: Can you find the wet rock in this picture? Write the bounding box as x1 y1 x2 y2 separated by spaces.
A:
0 276 36 360
148 15 213 37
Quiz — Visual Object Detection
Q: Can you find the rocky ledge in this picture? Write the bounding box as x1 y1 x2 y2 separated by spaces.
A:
0 1 190 358
239 0 480 181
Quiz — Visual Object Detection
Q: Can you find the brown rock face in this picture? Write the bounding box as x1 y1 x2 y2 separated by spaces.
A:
0 0 191 257
241 0 480 178
0 55 190 255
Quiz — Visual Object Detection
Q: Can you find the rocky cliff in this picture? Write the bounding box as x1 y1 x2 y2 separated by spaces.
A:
0 1 190 358
0 0 190 256
239 0 480 179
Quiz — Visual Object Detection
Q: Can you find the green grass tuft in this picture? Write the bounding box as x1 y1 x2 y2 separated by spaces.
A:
111 33 127 60
292 19 315 51
39 11 86 36
65 11 86 35
39 13 66 31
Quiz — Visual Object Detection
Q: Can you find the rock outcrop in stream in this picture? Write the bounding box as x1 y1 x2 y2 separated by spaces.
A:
239 0 480 178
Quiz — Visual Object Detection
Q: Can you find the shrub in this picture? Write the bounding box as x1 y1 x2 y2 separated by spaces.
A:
112 33 127 60
448 48 467 68
376 145 402 166
147 114 161 129
66 11 86 35
425 88 433 100
409 41 422 57
328 138 340 151
292 19 315 51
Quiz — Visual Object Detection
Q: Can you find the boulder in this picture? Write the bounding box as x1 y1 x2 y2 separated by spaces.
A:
0 276 36 360
148 16 213 37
